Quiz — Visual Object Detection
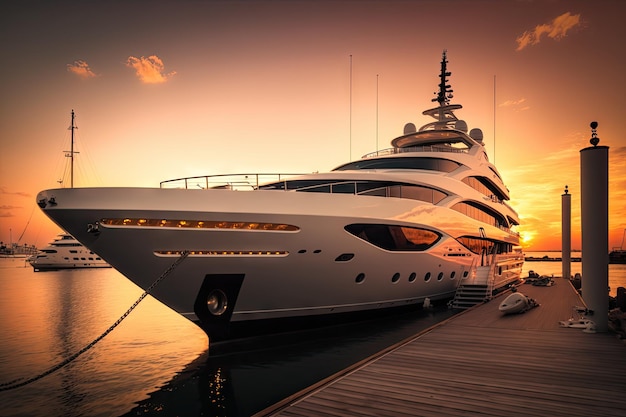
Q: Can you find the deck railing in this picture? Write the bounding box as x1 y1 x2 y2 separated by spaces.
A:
361 145 469 159
160 173 306 190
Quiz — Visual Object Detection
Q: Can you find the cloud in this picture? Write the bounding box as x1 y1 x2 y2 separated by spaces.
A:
126 55 176 84
67 59 98 78
0 205 23 218
0 186 30 198
516 12 581 51
499 98 529 111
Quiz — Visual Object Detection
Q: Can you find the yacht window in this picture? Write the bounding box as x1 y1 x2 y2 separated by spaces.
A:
333 157 461 173
386 185 447 204
456 237 495 255
462 176 506 201
261 180 447 204
451 202 508 229
345 224 441 251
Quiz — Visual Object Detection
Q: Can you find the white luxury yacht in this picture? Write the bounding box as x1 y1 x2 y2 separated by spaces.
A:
28 233 110 271
36 52 522 342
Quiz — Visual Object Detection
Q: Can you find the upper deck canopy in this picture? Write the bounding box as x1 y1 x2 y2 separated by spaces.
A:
391 129 478 150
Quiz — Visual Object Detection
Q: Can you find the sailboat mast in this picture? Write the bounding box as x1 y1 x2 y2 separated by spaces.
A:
70 110 75 188
63 110 80 188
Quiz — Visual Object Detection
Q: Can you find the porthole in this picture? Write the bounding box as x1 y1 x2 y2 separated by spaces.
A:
355 273 365 283
437 272 444 281
450 271 456 279
298 249 306 254
391 273 400 283
463 271 469 278
313 249 322 254
424 272 431 282
335 253 354 262
408 272 416 282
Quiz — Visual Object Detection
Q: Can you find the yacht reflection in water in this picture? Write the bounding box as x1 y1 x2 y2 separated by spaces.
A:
125 306 455 416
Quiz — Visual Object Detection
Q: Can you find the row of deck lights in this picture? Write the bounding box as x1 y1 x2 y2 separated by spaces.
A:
100 218 299 231
155 250 288 256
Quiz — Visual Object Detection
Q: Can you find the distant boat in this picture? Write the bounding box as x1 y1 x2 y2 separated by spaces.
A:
0 226 38 258
609 250 626 264
609 229 626 264
28 233 110 271
0 242 38 258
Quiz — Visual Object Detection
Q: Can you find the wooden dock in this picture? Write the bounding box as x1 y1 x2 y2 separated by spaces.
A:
258 280 626 416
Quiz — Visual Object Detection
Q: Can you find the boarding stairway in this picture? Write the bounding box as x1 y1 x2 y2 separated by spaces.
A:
449 262 496 310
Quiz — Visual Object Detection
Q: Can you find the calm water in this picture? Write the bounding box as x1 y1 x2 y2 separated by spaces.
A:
1 254 624 416
0 258 206 417
0 258 455 417
525 251 626 297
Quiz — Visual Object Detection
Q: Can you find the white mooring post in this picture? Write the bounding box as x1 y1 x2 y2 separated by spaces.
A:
580 121 609 332
561 185 571 281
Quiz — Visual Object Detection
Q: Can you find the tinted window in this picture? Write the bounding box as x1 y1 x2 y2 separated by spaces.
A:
345 224 441 251
333 157 461 173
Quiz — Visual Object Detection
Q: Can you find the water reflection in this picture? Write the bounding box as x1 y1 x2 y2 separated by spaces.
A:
0 261 206 417
125 305 455 416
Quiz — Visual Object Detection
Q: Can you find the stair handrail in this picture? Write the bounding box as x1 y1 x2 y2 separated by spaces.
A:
485 250 499 300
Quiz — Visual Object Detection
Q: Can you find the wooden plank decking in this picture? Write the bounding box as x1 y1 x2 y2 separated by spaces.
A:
260 279 626 416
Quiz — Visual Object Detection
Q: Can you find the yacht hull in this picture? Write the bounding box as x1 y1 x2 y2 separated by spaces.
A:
35 186 519 341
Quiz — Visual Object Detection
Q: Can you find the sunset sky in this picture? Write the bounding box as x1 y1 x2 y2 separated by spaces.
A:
1 0 625 252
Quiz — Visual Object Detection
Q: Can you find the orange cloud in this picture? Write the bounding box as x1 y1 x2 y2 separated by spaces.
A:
499 98 529 112
516 12 581 51
0 186 30 198
126 55 176 84
67 59 97 78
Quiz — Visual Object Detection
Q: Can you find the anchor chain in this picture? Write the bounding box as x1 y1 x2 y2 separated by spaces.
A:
0 250 190 391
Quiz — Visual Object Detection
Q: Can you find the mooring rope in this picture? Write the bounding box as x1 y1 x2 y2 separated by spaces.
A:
0 250 190 391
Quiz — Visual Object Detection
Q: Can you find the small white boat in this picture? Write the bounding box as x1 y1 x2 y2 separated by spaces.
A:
28 233 110 271
498 292 537 315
